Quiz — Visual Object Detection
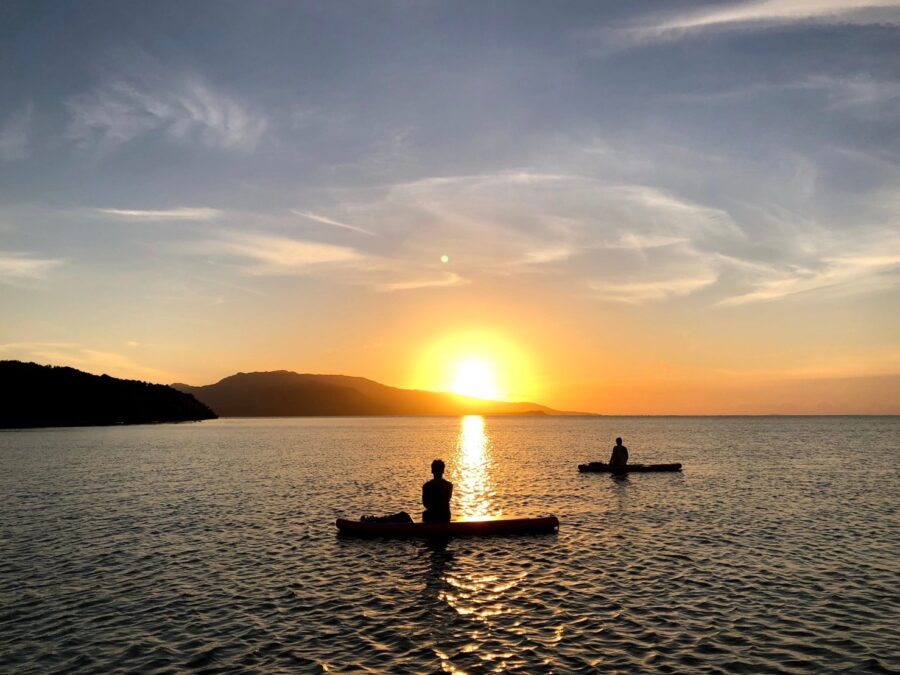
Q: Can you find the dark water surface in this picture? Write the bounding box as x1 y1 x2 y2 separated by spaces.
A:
1 416 898 673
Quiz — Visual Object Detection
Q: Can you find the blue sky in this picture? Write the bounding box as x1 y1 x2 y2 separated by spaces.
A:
1 0 898 412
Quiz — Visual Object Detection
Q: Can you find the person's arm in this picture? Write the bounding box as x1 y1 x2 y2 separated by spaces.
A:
422 483 431 509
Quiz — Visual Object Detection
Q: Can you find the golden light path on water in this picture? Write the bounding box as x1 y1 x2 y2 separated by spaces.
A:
438 415 539 672
453 415 501 520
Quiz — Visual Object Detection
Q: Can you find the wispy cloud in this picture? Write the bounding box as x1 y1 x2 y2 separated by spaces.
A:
603 233 690 250
0 103 32 161
68 74 267 151
97 207 221 221
590 275 717 304
629 0 900 39
719 252 900 306
806 75 900 117
374 272 465 292
368 172 586 271
292 210 376 236
0 251 64 283
606 185 744 240
520 246 577 264
659 75 900 120
293 172 747 299
106 168 898 307
179 230 362 275
337 126 420 175
710 214 900 306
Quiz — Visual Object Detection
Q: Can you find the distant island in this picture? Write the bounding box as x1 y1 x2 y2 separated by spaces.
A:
172 370 589 417
0 361 216 429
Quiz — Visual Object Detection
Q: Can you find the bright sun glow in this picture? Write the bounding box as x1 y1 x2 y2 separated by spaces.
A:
450 359 500 400
413 330 536 402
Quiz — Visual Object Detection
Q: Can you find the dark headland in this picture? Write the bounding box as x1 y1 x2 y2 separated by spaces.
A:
0 361 216 429
172 370 590 417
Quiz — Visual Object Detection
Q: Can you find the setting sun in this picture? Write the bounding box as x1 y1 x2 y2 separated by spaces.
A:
412 330 536 402
449 358 501 400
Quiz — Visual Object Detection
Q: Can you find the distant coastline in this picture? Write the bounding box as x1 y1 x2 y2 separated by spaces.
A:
7 360 887 427
0 361 592 428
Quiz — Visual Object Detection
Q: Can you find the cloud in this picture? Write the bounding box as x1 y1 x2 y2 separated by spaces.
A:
292 210 376 236
289 171 747 299
590 275 717 304
371 173 589 272
659 75 900 120
604 185 744 240
338 126 420 175
372 171 742 273
179 230 363 275
805 76 900 118
604 233 690 250
374 272 466 292
177 226 460 293
0 251 64 283
0 103 32 161
520 246 577 264
67 74 267 151
97 207 221 221
712 214 900 305
719 251 900 305
155 170 897 306
636 0 900 37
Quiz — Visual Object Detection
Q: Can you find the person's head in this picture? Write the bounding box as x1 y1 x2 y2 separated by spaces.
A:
616 437 622 445
431 459 445 478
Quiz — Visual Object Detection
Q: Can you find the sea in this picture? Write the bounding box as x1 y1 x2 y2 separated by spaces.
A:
1 416 898 673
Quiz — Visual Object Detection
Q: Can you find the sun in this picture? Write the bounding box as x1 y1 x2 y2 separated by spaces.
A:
449 358 501 400
412 330 536 402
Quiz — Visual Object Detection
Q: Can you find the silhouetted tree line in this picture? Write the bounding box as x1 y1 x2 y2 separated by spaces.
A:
0 360 216 428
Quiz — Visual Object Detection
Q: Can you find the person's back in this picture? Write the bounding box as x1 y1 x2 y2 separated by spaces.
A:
422 459 453 523
609 437 628 471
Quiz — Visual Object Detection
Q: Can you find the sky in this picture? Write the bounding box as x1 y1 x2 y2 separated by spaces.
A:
1 0 899 414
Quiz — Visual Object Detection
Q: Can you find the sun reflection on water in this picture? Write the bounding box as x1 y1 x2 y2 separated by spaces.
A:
454 415 501 520
429 414 520 672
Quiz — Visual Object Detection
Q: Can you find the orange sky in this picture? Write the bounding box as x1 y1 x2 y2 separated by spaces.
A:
4 276 896 414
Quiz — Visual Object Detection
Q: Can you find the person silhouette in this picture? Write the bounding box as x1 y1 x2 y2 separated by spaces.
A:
609 437 629 473
422 459 453 523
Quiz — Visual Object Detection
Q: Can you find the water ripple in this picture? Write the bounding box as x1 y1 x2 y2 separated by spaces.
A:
1 416 899 673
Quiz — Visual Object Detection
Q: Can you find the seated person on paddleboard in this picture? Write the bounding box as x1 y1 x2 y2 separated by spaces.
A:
609 437 628 472
422 459 453 523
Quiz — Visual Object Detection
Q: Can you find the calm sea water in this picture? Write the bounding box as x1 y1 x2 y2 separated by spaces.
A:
1 416 898 673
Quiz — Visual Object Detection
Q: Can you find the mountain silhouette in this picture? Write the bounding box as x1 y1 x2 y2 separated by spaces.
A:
172 370 585 417
0 360 217 428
